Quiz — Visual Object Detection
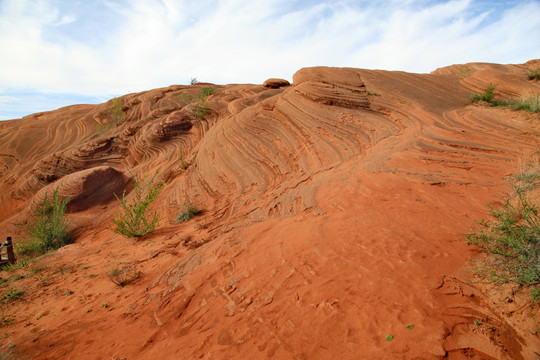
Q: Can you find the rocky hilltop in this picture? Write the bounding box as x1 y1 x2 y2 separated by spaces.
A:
0 61 539 359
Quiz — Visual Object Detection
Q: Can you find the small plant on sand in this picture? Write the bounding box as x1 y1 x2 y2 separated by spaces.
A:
193 87 214 118
2 259 29 272
466 187 540 301
179 149 188 169
176 205 203 223
385 334 394 341
112 171 165 238
2 287 24 302
469 84 496 103
367 89 377 96
17 187 71 256
0 309 15 328
182 236 211 249
109 97 125 126
527 68 540 80
107 262 140 287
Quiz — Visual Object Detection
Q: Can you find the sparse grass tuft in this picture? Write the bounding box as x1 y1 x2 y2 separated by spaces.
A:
491 94 540 114
107 262 140 287
0 310 15 328
2 259 29 272
17 187 71 256
496 94 540 114
112 171 165 238
179 149 188 169
176 205 203 223
2 287 24 302
527 68 540 80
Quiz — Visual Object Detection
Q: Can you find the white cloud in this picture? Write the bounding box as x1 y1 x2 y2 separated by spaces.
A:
0 0 539 119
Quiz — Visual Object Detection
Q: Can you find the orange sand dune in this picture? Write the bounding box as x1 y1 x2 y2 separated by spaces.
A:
0 60 539 359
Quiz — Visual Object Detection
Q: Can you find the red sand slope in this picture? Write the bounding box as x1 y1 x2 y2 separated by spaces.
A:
0 60 539 359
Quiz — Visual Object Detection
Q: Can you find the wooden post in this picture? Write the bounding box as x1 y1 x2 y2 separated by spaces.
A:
5 237 15 264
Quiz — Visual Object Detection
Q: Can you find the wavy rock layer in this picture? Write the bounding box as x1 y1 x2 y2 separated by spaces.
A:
0 61 539 360
31 166 126 212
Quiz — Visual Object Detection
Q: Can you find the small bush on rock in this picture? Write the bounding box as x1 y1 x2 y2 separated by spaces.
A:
469 84 496 103
18 187 71 256
112 172 165 238
466 188 540 301
109 97 125 125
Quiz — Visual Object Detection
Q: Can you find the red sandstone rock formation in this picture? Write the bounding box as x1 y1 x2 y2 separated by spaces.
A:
0 61 539 359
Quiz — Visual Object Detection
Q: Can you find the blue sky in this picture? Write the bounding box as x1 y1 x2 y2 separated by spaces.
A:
1 0 539 120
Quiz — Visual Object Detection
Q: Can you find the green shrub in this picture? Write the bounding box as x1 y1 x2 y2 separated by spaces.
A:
198 87 215 100
527 68 540 80
466 188 540 301
112 172 165 238
469 84 496 103
109 97 125 125
194 87 214 118
18 187 71 256
176 205 203 223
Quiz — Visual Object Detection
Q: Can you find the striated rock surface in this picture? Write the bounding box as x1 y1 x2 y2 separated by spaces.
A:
0 62 539 359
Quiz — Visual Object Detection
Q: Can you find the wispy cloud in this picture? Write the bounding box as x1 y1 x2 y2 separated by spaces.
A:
1 0 539 119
